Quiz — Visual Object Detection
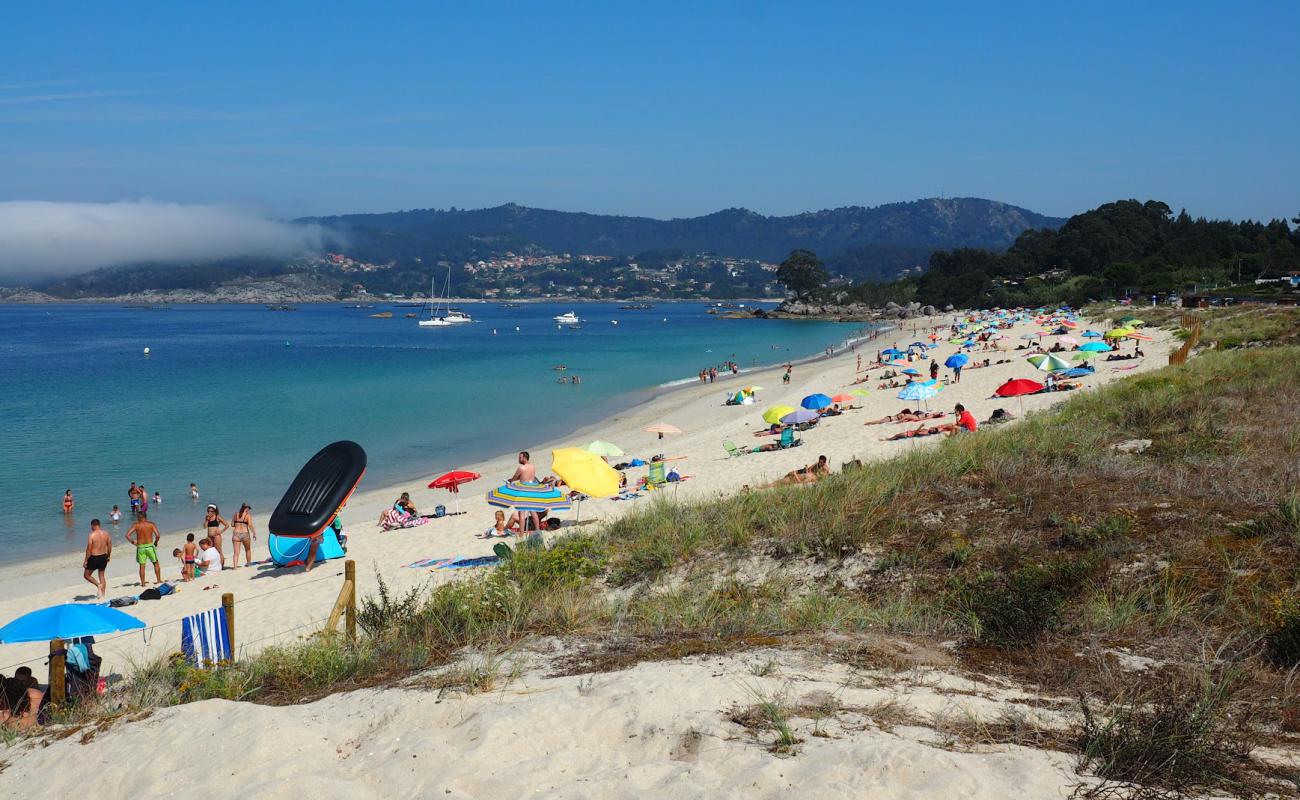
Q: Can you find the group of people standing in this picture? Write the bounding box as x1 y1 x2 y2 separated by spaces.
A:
77 481 258 598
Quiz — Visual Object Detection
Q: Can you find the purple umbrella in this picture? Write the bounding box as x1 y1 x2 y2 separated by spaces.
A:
780 409 821 425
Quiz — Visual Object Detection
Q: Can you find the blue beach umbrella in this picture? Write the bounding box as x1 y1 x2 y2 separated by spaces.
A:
780 408 821 425
486 481 572 513
909 342 928 349
800 393 834 410
1078 341 1112 352
881 348 905 358
897 383 938 402
944 353 969 369
901 368 921 376
0 603 145 644
1059 367 1094 378
1081 330 1103 338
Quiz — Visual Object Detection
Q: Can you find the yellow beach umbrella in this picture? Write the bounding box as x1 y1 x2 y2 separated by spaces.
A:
1103 327 1134 339
551 447 620 498
762 405 797 424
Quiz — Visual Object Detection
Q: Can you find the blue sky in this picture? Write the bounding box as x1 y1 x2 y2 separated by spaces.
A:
1 1 1296 221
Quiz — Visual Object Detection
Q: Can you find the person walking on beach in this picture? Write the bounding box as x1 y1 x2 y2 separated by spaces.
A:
82 519 111 599
62 490 75 515
125 511 162 587
230 503 256 568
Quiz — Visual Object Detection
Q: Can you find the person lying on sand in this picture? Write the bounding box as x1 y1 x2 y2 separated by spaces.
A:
881 424 949 441
984 408 1015 425
864 409 946 425
767 455 830 486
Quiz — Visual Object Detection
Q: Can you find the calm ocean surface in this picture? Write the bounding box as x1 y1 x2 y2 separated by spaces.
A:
0 302 861 567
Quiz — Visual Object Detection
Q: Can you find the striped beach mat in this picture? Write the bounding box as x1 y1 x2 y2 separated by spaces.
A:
181 607 231 667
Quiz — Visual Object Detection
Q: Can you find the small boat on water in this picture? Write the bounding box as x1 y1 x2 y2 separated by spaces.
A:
419 267 474 327
370 311 394 319
267 304 297 311
553 311 581 325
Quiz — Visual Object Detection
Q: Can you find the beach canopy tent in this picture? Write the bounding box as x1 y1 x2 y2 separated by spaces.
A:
800 393 834 410
551 447 620 499
268 527 345 568
944 354 969 369
0 603 145 644
762 405 797 425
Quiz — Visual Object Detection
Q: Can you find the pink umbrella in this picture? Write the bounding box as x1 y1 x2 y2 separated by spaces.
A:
1059 335 1079 346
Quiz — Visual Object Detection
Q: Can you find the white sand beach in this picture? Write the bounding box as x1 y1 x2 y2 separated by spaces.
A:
0 313 1177 797
0 315 1172 677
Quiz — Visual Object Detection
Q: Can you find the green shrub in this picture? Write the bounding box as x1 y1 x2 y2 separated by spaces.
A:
951 554 1100 646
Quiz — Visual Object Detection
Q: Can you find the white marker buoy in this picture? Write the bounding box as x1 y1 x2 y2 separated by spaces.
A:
143 346 150 356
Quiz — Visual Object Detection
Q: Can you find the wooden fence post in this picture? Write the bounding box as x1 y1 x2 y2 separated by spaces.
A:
222 592 236 661
344 559 357 643
48 638 66 704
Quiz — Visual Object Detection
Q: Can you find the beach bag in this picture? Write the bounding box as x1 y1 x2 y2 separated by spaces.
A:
157 582 175 597
434 505 446 518
108 596 138 607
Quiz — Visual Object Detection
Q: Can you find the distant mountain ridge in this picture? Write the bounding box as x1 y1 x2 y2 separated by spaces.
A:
300 197 1065 281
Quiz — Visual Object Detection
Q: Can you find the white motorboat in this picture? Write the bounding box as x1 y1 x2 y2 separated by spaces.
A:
553 311 581 325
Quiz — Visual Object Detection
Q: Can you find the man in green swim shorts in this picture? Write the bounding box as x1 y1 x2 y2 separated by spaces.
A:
125 510 163 587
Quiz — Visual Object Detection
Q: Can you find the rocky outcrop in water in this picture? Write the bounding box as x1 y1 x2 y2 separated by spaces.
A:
761 297 939 321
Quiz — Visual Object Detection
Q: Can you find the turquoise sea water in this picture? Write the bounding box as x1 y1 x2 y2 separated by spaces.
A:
0 302 860 567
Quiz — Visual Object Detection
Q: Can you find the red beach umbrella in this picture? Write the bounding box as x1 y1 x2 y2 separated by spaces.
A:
994 378 1045 415
428 470 481 514
995 379 1045 397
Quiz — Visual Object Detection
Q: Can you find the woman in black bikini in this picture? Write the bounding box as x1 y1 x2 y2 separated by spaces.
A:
204 504 229 561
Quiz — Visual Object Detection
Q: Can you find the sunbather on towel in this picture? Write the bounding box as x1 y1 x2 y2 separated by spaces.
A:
379 508 429 531
864 409 946 425
880 424 947 441
767 455 830 486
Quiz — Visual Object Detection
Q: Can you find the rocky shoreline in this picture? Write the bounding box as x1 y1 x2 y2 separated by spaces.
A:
756 297 950 322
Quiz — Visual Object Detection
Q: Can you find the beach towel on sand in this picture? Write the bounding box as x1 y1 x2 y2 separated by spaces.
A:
381 509 429 531
181 607 231 667
406 556 457 569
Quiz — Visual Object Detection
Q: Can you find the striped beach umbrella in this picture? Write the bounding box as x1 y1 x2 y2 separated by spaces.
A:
486 481 572 513
1027 353 1072 372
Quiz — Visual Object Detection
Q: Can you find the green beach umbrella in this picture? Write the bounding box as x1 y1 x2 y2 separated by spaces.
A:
585 440 625 458
849 389 871 397
1026 353 1072 372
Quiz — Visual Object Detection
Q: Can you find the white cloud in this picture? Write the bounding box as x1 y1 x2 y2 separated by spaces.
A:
0 200 330 281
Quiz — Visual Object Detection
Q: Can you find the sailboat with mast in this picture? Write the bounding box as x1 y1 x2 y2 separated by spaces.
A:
418 265 473 327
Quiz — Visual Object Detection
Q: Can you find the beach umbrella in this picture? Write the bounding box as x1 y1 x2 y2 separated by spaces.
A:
1104 328 1133 339
849 389 871 397
1027 353 1072 372
909 342 928 349
901 368 921 377
585 440 625 458
0 603 145 644
944 353 969 369
830 393 855 404
1061 320 1078 329
995 378 1045 397
800 393 834 410
1059 367 1094 378
881 348 905 357
643 422 681 440
487 481 572 514
1058 335 1079 346
896 382 939 411
1070 352 1096 362
780 409 821 425
428 469 481 514
1117 315 1136 324
1126 332 1154 341
994 377 1044 414
551 448 620 499
1019 333 1039 341
1078 341 1112 353
1082 330 1103 338
762 405 797 425
744 386 765 392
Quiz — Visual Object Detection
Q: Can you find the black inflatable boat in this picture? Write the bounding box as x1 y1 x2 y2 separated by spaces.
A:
268 440 367 538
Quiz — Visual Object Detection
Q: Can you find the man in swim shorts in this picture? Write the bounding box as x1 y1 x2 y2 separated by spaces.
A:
82 518 112 599
125 510 162 587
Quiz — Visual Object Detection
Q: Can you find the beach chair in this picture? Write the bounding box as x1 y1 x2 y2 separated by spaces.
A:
646 460 668 488
723 440 748 458
181 607 233 667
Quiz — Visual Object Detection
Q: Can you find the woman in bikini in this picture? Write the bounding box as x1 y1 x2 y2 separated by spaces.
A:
230 503 256 568
62 490 74 514
203 504 229 561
